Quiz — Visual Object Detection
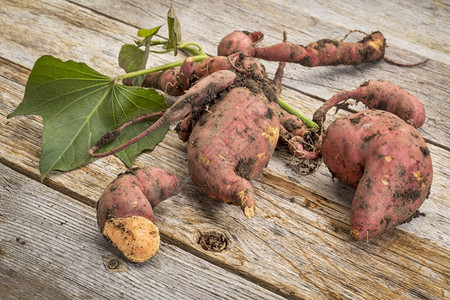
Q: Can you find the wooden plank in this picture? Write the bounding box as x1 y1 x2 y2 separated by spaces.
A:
69 0 450 148
2 55 448 242
70 0 449 59
1 0 449 299
1 41 449 300
284 0 450 62
0 163 284 299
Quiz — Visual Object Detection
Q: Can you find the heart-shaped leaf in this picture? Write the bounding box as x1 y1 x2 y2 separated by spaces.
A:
8 55 168 179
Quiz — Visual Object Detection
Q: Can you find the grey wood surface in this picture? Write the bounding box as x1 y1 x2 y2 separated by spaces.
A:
1 0 449 299
0 164 284 300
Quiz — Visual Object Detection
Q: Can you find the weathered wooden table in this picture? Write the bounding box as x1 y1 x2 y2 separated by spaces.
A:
1 0 449 299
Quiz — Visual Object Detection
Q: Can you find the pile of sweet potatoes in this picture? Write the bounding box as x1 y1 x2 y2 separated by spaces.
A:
92 29 433 262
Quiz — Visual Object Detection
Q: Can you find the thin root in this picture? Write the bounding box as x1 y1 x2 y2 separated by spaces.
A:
341 29 368 42
383 57 429 67
227 55 250 74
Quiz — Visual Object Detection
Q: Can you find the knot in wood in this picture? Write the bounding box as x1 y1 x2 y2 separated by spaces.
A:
198 231 229 252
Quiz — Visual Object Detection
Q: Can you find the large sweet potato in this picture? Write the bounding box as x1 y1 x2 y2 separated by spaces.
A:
321 110 432 240
187 87 280 218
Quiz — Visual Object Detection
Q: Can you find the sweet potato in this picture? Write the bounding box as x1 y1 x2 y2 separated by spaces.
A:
259 31 385 66
270 62 320 161
125 56 234 94
135 55 266 95
97 167 180 262
95 56 316 218
136 56 197 95
190 56 232 81
217 30 263 56
313 80 426 128
157 58 281 218
187 86 280 218
218 30 386 67
176 60 319 163
321 110 432 240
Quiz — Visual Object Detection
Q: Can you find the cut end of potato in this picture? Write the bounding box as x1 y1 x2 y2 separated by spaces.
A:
102 216 160 263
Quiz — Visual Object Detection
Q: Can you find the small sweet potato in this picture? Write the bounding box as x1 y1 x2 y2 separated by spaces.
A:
321 110 432 240
126 56 234 95
217 30 263 56
97 167 180 262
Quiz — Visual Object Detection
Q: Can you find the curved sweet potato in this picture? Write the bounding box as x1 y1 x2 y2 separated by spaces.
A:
187 87 280 218
322 110 432 240
97 167 180 262
313 80 426 128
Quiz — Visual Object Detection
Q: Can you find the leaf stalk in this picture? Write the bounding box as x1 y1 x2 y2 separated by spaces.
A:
116 54 209 81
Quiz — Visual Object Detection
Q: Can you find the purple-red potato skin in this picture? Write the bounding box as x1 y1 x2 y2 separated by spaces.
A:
217 30 385 67
136 58 236 97
313 80 426 128
191 56 233 80
187 87 280 218
274 103 309 137
175 113 193 142
254 31 386 66
321 110 432 240
97 167 180 262
141 68 186 96
139 70 237 139
132 56 233 95
217 30 263 56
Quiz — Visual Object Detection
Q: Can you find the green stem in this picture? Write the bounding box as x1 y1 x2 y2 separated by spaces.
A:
140 39 151 70
178 42 205 56
149 40 167 46
278 98 319 129
116 51 316 130
149 40 205 56
116 54 209 81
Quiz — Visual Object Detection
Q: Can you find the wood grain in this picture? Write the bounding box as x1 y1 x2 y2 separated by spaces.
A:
0 164 284 299
69 0 450 148
1 0 449 299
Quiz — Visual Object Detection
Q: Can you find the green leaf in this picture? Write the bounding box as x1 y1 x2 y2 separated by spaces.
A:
167 5 182 56
119 26 162 86
8 55 168 179
137 25 162 39
118 44 146 86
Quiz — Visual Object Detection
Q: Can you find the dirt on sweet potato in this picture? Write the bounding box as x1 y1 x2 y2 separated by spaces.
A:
321 110 432 240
